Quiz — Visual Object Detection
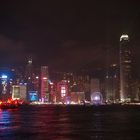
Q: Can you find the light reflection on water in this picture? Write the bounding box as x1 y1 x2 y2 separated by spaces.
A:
0 109 20 139
0 105 140 140
0 109 11 129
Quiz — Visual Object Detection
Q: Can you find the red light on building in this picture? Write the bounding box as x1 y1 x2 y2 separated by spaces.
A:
41 66 49 102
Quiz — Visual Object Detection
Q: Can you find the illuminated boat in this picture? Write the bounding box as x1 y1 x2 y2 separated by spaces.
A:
0 99 18 109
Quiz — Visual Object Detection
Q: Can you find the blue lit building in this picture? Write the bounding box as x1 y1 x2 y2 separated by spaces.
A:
0 67 14 101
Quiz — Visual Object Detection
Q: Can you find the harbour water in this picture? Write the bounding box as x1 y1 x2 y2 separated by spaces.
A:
0 105 140 140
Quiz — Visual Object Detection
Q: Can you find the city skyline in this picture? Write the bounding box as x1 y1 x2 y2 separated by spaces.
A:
0 2 140 140
0 1 139 77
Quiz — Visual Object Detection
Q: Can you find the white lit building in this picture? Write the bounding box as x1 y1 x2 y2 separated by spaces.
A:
120 34 132 102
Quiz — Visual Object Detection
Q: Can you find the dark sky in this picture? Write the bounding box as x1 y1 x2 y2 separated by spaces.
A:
0 1 140 75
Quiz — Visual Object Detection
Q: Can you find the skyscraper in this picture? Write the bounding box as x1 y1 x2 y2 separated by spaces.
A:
25 57 33 80
120 34 131 102
105 64 119 103
41 66 49 102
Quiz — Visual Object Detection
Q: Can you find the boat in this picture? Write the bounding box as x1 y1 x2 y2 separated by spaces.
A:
0 99 18 109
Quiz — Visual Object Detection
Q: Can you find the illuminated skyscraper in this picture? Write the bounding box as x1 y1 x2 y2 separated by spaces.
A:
25 57 33 80
0 75 8 101
41 66 49 102
120 34 131 102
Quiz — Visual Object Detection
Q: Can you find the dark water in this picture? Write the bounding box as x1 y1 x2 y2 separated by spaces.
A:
0 105 140 140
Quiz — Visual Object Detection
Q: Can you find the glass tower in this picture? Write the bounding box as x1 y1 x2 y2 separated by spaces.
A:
120 35 131 102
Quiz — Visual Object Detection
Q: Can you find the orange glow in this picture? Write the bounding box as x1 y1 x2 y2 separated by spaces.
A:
7 98 13 104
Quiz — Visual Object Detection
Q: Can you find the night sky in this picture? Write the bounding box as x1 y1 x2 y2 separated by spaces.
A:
0 1 140 76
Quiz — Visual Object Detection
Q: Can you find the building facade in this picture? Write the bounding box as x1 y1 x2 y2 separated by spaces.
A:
41 66 49 102
105 64 119 103
120 34 132 102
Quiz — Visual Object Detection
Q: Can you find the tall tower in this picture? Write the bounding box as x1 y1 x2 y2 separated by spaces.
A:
120 34 131 102
25 57 33 97
25 57 33 80
105 64 119 103
41 66 49 102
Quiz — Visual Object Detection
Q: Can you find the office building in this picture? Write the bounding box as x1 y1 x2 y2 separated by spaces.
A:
120 34 132 102
41 66 49 102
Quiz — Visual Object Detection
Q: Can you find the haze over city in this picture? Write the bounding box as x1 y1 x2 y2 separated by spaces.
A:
0 1 139 76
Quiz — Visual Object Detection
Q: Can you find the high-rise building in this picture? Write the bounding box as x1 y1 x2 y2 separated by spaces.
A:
120 34 132 102
41 66 49 102
25 57 33 80
0 75 9 101
105 64 119 103
12 84 27 101
25 57 33 93
56 80 69 103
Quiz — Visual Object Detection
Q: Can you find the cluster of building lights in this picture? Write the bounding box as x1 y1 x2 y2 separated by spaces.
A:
0 34 138 106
